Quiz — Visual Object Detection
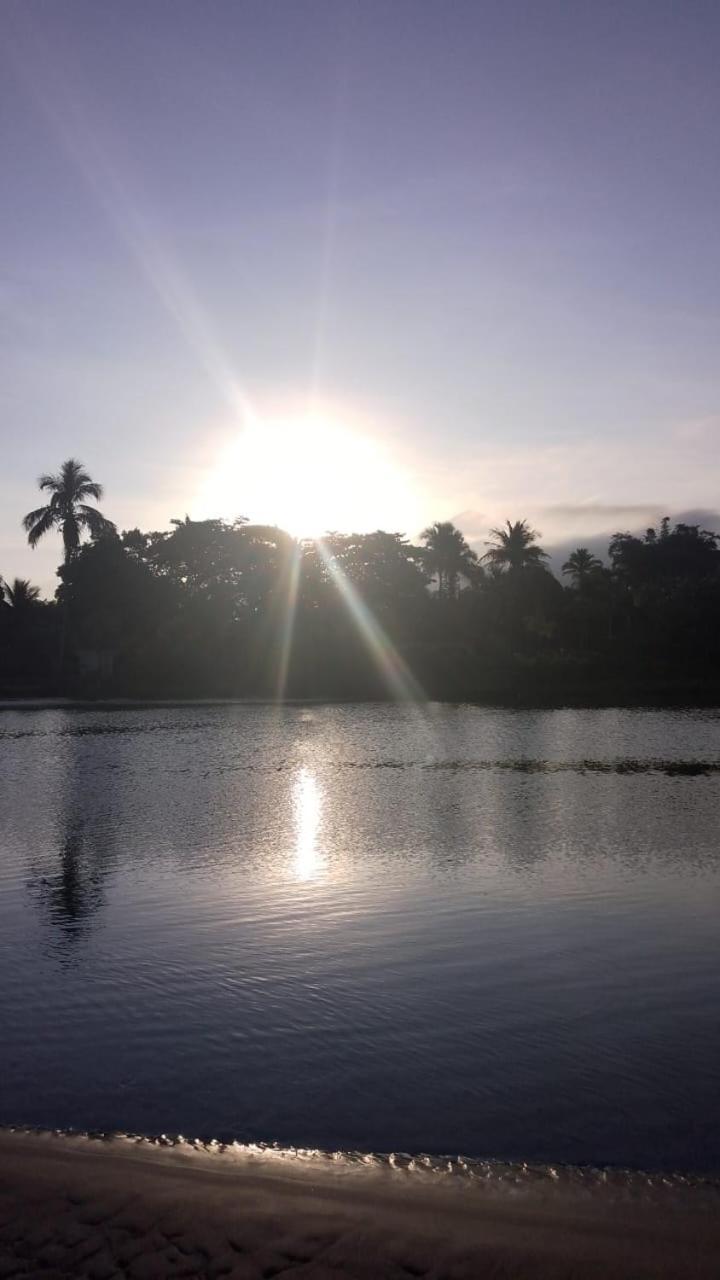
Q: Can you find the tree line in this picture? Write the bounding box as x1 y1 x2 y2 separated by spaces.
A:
2 458 720 703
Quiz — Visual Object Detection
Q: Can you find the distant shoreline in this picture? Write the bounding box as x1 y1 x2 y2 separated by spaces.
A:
1 1130 719 1278
2 688 720 712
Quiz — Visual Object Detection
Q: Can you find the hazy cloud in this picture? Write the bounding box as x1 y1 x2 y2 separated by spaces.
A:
545 509 720 573
450 499 720 575
540 503 665 523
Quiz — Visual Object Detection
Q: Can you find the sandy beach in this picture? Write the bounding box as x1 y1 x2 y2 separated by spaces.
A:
0 1132 718 1279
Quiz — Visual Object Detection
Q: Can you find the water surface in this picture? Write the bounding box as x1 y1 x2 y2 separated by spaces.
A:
1 704 719 1171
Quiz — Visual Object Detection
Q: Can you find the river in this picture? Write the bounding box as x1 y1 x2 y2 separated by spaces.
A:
1 703 718 1172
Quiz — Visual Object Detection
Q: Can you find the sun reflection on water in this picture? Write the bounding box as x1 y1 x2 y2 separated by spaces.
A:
293 768 324 881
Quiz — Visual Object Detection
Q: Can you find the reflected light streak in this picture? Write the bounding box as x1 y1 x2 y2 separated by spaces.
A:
293 768 324 881
316 539 426 705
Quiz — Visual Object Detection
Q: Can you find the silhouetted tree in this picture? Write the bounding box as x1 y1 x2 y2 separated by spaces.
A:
0 576 58 694
610 520 719 588
57 534 182 693
483 520 548 573
421 521 479 598
2 577 41 610
562 548 603 587
22 459 115 564
129 516 247 602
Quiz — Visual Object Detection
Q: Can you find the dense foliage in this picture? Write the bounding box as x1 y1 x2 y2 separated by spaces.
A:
2 465 720 702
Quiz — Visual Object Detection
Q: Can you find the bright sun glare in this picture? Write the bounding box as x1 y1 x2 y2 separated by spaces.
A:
196 412 422 538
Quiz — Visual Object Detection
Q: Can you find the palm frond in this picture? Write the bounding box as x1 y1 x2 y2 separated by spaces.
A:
76 480 103 501
7 578 41 607
24 506 57 547
62 458 85 478
62 459 96 497
22 504 52 533
486 526 508 544
77 506 116 539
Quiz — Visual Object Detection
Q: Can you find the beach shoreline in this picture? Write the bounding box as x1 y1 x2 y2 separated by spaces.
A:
1 1131 718 1278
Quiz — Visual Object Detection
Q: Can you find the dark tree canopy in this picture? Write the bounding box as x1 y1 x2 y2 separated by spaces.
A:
4 491 720 702
610 521 719 586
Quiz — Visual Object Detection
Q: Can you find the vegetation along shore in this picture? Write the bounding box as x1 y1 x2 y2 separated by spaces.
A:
2 459 719 703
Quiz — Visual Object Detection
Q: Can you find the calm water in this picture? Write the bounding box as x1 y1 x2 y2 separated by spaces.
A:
1 704 719 1172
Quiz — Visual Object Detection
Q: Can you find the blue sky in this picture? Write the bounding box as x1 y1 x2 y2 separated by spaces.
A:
2 0 720 591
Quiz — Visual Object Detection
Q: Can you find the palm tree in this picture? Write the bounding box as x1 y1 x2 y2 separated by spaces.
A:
562 547 602 587
420 521 479 599
3 577 41 610
22 459 115 564
483 519 548 573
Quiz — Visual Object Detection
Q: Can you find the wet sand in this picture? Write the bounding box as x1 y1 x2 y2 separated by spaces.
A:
1 1132 719 1278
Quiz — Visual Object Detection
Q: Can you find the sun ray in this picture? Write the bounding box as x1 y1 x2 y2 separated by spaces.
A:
7 17 256 426
315 538 426 704
275 542 302 702
307 65 349 412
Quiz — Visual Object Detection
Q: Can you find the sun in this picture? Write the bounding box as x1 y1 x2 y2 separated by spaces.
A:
195 410 423 538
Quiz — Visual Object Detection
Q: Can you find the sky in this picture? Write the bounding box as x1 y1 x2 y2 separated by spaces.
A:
2 0 720 592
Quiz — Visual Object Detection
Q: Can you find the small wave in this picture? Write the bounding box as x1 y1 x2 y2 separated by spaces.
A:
419 758 720 776
3 1125 718 1205
143 756 720 775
